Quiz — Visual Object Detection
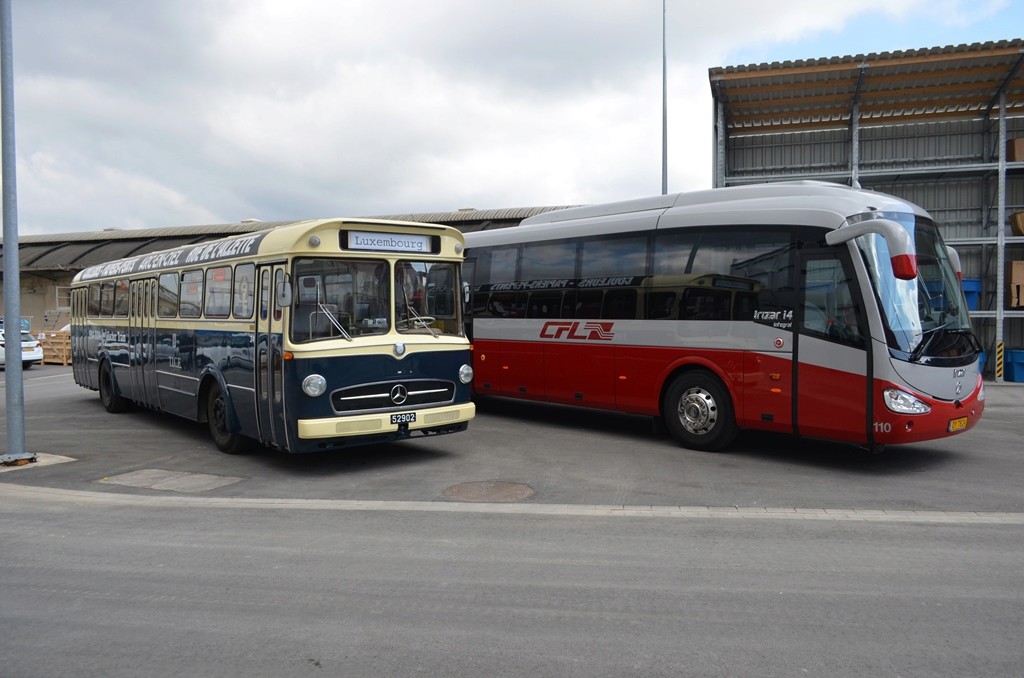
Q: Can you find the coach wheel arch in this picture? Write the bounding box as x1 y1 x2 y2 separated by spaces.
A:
660 367 738 452
98 359 129 413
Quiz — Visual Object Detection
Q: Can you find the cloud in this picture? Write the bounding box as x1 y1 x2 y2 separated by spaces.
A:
3 0 1017 235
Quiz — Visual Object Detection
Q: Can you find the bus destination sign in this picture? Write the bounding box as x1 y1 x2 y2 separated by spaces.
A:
346 231 432 254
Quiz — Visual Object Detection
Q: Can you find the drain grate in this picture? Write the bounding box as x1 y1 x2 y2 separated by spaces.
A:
443 480 535 503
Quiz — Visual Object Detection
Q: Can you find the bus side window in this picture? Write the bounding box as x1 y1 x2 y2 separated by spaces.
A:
575 290 603 318
680 288 731 321
802 258 865 348
88 283 102 316
527 292 561 319
646 291 676 319
180 270 204 318
158 273 179 318
99 281 115 317
603 289 637 319
205 266 232 318
233 263 256 319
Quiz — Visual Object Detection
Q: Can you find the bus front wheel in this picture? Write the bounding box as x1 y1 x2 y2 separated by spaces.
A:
99 362 129 413
662 371 737 451
206 384 250 454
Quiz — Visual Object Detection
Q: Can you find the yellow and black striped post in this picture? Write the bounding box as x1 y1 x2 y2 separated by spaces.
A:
995 341 1004 382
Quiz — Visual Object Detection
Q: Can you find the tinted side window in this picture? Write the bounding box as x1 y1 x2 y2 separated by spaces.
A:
581 235 646 278
487 247 519 284
522 241 576 281
653 232 698 276
113 280 130 317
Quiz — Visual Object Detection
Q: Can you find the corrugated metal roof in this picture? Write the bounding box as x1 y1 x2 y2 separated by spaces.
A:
370 205 579 224
709 39 1024 134
1 210 575 273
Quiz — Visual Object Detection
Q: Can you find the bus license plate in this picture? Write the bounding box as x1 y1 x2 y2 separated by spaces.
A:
391 413 416 424
948 416 968 432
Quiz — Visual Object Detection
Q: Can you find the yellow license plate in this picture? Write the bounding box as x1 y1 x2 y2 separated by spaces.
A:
948 416 968 432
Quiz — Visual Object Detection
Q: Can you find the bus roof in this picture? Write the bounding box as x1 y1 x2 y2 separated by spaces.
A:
72 217 464 284
464 181 930 248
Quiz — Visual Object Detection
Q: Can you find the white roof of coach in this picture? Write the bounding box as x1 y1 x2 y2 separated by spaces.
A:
464 182 928 248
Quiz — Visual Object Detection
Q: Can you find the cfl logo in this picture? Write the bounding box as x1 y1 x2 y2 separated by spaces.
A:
539 321 615 341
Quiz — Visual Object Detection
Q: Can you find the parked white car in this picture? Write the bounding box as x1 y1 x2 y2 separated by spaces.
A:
0 330 44 369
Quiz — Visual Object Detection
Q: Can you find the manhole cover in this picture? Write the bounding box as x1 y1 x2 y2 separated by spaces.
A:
443 480 535 503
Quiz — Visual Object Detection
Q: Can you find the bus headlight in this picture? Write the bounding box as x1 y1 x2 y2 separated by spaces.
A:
302 374 327 397
458 364 474 384
883 388 931 415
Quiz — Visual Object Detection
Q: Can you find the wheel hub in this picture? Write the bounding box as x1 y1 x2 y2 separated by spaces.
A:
679 388 717 435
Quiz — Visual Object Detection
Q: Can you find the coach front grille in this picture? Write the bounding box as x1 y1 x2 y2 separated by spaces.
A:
330 379 456 414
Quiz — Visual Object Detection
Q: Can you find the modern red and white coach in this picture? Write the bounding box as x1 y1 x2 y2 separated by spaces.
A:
463 181 985 453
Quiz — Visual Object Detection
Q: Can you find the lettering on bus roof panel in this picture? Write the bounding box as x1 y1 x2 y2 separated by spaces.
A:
343 230 439 254
78 232 269 281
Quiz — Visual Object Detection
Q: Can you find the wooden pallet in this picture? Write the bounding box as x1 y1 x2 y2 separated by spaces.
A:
40 331 72 365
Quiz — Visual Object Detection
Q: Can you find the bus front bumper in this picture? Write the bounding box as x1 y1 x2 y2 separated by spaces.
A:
297 402 476 440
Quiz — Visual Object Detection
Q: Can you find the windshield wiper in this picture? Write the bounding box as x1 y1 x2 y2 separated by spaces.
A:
400 282 438 338
909 321 955 363
318 301 352 341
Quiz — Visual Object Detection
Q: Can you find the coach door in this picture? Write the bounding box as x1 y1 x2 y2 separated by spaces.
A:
128 279 158 406
794 250 871 445
256 264 288 449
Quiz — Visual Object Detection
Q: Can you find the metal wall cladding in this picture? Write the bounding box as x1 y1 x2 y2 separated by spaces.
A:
727 129 849 177
860 120 990 169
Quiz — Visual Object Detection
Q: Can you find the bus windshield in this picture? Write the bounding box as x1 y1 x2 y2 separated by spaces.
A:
854 212 977 362
395 260 463 336
292 258 391 342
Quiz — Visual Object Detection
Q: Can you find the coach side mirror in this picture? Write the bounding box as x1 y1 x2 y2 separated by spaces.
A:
826 218 917 280
276 280 292 307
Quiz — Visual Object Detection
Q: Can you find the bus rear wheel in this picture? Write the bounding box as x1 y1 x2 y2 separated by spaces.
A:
206 384 250 454
99 362 129 413
663 371 737 451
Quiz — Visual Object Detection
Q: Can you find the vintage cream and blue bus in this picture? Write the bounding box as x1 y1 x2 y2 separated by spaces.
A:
464 182 985 453
70 218 475 453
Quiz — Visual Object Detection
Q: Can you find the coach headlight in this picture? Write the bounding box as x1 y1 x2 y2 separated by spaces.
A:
883 388 930 415
302 374 327 397
458 363 474 384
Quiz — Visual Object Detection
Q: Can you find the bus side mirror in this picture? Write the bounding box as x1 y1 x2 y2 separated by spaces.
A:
276 280 293 307
826 218 918 280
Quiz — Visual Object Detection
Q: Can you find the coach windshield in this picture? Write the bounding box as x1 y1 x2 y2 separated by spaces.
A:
854 212 978 364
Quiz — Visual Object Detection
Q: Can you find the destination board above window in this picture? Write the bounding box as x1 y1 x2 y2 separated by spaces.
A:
342 231 438 254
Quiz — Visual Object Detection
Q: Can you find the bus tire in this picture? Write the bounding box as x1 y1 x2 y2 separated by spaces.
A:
99 361 129 413
662 370 737 451
206 383 250 454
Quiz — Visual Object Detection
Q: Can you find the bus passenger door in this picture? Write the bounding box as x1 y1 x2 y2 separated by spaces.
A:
127 280 156 405
256 265 288 449
795 252 871 444
141 279 158 405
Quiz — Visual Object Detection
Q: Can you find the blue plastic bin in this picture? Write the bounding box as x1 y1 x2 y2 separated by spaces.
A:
961 279 981 311
978 351 987 374
1005 350 1024 383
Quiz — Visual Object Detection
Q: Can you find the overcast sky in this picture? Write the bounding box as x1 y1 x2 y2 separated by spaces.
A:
3 0 1021 235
